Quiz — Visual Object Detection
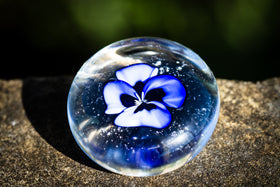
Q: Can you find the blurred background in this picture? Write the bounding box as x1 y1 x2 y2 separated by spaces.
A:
0 0 279 80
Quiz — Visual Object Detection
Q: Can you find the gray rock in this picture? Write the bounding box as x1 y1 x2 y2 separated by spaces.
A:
0 77 279 186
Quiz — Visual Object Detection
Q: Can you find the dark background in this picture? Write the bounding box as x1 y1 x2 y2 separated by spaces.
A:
1 0 279 81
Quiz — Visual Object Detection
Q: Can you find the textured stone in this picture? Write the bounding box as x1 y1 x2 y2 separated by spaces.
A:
0 77 279 186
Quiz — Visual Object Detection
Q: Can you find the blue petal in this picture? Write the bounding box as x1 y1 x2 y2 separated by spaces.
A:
114 101 171 129
143 75 186 108
116 64 158 87
103 81 138 114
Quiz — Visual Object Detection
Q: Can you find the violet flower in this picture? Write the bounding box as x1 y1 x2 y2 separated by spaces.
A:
103 64 186 129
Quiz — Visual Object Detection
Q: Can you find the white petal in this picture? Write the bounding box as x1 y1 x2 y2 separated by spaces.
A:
103 81 137 114
114 102 171 129
116 64 158 87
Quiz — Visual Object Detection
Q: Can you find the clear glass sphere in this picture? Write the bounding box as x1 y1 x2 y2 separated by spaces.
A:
67 37 220 176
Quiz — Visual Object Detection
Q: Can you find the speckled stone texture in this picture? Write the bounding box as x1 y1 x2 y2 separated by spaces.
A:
0 77 279 186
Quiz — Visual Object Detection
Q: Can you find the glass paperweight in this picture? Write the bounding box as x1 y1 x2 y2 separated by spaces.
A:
67 37 220 176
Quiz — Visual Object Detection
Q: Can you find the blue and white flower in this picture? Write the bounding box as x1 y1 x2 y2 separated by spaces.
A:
103 63 186 129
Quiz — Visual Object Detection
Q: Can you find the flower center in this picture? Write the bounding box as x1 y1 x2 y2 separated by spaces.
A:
134 99 143 106
120 83 167 114
134 101 157 113
134 91 146 106
134 99 141 106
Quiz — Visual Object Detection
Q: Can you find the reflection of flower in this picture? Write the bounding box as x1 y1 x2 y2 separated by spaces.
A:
103 64 186 129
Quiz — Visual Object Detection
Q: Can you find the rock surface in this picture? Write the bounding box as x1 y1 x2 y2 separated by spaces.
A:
0 77 279 186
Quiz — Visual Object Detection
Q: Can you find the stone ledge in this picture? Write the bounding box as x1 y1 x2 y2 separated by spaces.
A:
0 77 279 186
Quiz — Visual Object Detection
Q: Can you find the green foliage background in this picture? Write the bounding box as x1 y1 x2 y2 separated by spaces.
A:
1 0 279 80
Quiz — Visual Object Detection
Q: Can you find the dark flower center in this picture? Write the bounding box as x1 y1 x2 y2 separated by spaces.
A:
120 82 167 113
133 81 145 97
145 88 166 103
120 94 136 107
134 103 157 113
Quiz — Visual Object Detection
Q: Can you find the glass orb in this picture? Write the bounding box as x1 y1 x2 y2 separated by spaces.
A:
67 37 220 176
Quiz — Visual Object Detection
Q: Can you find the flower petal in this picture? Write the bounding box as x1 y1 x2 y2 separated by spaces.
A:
114 101 171 129
103 81 138 114
116 64 158 87
143 75 186 108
